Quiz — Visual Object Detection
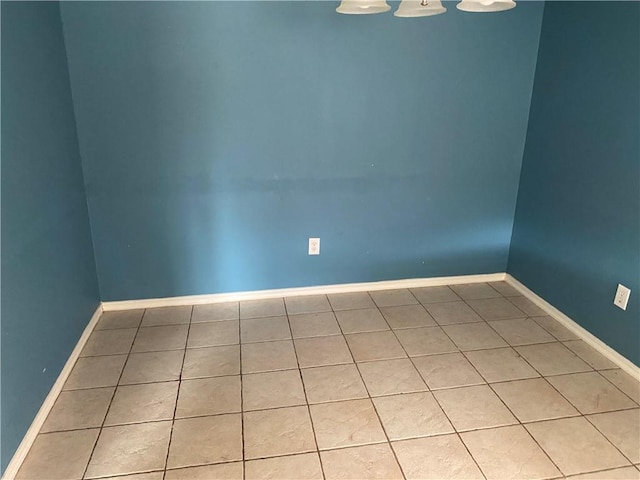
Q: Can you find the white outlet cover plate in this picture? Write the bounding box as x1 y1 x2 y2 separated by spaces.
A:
613 284 631 310
308 238 320 255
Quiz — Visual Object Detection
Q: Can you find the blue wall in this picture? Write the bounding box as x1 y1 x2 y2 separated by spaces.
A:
509 2 639 365
60 1 544 301
1 2 100 471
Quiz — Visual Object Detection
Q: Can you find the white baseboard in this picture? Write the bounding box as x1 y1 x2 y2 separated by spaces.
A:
102 273 507 311
505 274 640 380
2 304 104 480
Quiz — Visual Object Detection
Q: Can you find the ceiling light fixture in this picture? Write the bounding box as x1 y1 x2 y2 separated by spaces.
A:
336 0 515 16
336 0 392 15
394 0 447 18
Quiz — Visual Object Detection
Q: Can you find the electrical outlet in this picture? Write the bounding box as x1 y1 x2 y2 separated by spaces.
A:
613 284 631 311
308 238 320 255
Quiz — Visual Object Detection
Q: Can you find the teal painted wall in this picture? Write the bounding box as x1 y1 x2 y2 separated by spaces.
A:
1 2 100 471
509 2 639 365
60 1 544 301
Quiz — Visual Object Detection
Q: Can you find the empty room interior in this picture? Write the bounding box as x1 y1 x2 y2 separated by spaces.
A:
1 0 639 478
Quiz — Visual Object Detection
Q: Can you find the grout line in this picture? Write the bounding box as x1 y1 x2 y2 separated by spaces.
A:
329 291 408 480
392 287 488 479
161 305 194 480
454 292 568 477
282 297 327 480
421 286 570 477
80 308 148 479
239 308 246 480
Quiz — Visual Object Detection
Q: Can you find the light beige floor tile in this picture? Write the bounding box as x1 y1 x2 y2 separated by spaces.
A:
467 298 526 321
395 326 458 356
328 292 376 311
335 308 390 334
380 304 437 329
410 286 460 304
176 376 241 418
64 354 127 390
131 325 189 353
488 318 556 346
373 392 454 440
357 358 426 396
310 398 386 449
301 364 368 404
243 406 316 459
369 289 418 307
425 301 484 325
105 472 164 480
465 347 539 382
240 298 286 319
461 425 561 479
588 409 640 463
245 453 323 480
81 328 137 357
321 444 404 480
345 331 406 362
95 310 144 331
442 323 507 351
525 417 630 476
563 340 619 370
508 296 548 316
16 429 99 480
433 384 517 431
451 283 501 300
392 434 484 479
240 316 291 343
413 352 484 389
566 466 640 479
182 345 240 379
295 335 353 367
489 281 521 297
491 378 579 422
242 340 298 373
165 462 243 480
192 302 239 323
515 342 592 376
534 316 580 341
85 421 172 478
601 369 640 403
165 464 241 480
285 295 332 315
289 312 341 338
41 387 113 432
104 382 178 426
141 305 192 327
187 320 238 348
547 372 636 414
120 350 184 385
167 414 242 469
243 369 306 410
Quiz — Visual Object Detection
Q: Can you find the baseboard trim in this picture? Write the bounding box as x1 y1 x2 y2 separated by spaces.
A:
2 304 104 480
505 274 640 380
101 273 507 311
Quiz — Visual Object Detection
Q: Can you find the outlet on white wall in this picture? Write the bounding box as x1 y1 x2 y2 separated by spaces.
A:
308 238 320 255
613 284 631 310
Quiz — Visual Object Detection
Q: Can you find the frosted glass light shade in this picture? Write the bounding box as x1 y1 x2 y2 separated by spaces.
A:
457 0 516 12
394 0 446 17
336 0 391 15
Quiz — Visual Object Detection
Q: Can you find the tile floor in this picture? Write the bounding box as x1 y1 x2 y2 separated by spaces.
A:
15 282 640 480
